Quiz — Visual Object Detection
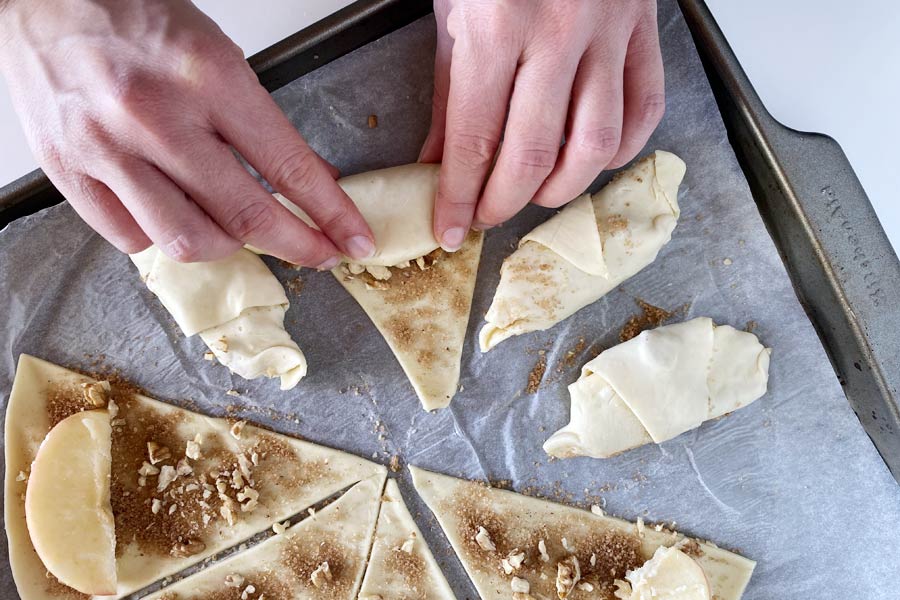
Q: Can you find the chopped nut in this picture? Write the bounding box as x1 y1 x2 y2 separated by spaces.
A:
237 486 259 512
538 539 550 562
185 435 202 460
367 114 378 128
226 389 240 397
613 579 633 600
151 498 162 514
157 465 177 491
561 537 574 553
240 584 255 600
81 381 110 407
176 458 193 477
237 453 253 482
366 265 392 281
138 461 159 476
577 582 595 592
475 526 496 552
215 337 229 353
230 420 246 440
220 501 236 526
224 573 245 588
107 398 119 420
147 441 171 465
203 351 215 361
591 504 604 516
501 549 526 574
348 262 365 275
15 471 26 482
310 561 332 588
170 539 206 558
399 537 414 554
168 503 177 515
636 517 645 537
590 553 597 567
272 521 288 535
511 577 530 593
556 556 581 599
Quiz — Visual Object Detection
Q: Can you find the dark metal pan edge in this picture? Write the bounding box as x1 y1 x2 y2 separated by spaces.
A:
679 0 900 480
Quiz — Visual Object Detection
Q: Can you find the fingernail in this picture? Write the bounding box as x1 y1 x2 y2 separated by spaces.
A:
345 235 376 260
315 256 341 271
440 227 466 252
472 221 491 231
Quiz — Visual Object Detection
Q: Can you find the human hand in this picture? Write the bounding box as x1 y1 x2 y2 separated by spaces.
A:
0 0 375 267
420 0 665 250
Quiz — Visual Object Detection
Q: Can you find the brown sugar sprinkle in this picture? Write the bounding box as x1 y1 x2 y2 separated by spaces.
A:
619 299 686 342
158 569 293 600
448 481 644 598
389 455 403 473
45 382 95 429
384 543 427 589
525 353 547 394
282 536 352 594
555 337 587 374
43 571 89 600
367 114 378 128
285 275 304 295
745 320 758 333
606 214 629 233
679 538 703 558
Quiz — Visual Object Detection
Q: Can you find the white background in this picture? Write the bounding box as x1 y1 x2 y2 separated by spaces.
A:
1 0 898 252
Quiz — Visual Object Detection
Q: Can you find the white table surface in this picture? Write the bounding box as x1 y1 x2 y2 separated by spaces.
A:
1 1 897 253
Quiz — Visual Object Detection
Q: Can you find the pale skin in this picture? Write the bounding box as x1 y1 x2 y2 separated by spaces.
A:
0 0 664 264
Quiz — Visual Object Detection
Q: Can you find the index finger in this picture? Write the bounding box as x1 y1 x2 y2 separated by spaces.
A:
432 34 517 251
212 72 376 261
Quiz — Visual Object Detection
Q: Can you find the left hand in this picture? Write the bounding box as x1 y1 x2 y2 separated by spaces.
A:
420 0 665 250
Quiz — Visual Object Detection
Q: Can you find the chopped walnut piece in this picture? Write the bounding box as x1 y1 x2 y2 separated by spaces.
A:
366 265 392 280
475 526 496 552
138 461 159 477
591 504 605 516
511 577 530 593
635 517 645 537
272 520 289 535
613 579 633 600
240 584 255 600
81 381 110 407
176 458 193 477
399 537 415 554
561 537 574 553
502 548 526 574
220 500 236 526
107 398 119 420
224 573 245 588
147 441 171 465
237 453 253 482
171 539 206 558
157 465 177 491
226 389 240 397
310 561 333 588
185 435 202 460
15 470 27 482
538 539 550 562
151 499 162 514
237 486 259 512
215 337 229 353
230 420 246 440
203 351 215 361
556 556 581 599
577 582 594 592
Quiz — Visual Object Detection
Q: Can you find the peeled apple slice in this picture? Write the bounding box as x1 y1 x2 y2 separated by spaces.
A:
24 409 116 595
624 546 711 600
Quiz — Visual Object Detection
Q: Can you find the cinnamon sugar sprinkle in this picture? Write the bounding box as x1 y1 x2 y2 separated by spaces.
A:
619 299 688 342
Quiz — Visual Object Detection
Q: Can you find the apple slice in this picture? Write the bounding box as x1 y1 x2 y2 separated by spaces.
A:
25 409 116 595
626 546 710 600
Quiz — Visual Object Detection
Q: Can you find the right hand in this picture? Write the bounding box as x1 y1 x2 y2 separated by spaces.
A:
0 0 375 268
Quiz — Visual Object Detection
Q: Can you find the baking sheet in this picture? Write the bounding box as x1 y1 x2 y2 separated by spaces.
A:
1 1 899 597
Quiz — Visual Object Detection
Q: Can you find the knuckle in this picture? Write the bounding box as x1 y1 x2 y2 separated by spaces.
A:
223 200 277 240
505 142 558 180
639 92 666 126
314 202 352 232
107 69 160 116
163 233 208 263
436 188 476 210
572 126 621 158
268 147 322 196
447 131 498 171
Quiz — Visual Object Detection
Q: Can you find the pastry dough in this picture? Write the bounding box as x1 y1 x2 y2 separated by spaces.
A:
4 355 386 600
272 162 442 267
146 474 385 600
410 466 755 600
131 246 306 389
480 151 686 351
333 231 483 410
543 318 771 459
358 479 457 600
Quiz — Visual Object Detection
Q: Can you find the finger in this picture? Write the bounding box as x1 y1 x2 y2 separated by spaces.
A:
433 32 518 250
158 135 342 268
607 15 665 169
53 172 151 254
96 157 241 262
212 81 375 261
531 42 628 209
418 0 453 163
474 54 578 228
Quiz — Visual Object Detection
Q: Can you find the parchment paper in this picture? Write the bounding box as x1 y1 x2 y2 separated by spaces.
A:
2 2 899 598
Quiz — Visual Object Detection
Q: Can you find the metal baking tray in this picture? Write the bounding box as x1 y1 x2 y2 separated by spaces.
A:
1 0 898 480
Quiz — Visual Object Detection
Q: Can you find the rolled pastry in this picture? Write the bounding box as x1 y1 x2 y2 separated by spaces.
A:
131 247 307 389
274 163 483 410
544 318 771 459
480 151 686 351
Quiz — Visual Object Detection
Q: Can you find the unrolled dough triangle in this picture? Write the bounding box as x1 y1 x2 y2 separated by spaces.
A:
410 466 755 600
4 354 386 600
359 479 457 600
334 231 484 410
146 474 384 600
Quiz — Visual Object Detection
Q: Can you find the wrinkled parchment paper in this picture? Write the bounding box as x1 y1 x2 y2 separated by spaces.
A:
2 2 899 598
